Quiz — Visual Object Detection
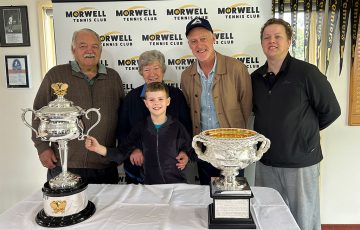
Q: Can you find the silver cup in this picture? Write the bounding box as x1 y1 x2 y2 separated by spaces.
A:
192 128 270 192
22 83 101 189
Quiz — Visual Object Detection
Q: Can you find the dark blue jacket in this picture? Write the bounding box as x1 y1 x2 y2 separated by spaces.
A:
117 84 192 182
108 116 193 184
251 53 341 168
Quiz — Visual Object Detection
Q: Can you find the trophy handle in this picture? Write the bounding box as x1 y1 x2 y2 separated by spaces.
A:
254 134 271 160
192 135 209 162
78 108 101 140
21 108 39 137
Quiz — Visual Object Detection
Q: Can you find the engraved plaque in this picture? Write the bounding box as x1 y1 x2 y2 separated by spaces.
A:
214 199 249 219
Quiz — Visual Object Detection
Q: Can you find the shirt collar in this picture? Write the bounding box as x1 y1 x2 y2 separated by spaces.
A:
196 53 217 77
70 61 107 74
258 52 292 78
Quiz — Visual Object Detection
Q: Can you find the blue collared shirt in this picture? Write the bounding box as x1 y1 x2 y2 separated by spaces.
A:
70 61 107 86
197 56 219 131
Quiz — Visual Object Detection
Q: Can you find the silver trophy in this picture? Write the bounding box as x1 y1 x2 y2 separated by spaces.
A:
192 128 270 229
21 82 99 227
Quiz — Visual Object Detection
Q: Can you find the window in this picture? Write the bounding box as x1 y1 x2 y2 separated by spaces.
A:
275 12 305 61
37 0 56 77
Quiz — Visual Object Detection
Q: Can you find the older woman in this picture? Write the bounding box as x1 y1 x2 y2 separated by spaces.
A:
118 50 192 184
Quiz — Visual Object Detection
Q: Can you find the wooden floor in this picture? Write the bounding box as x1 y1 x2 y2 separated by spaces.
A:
322 225 360 230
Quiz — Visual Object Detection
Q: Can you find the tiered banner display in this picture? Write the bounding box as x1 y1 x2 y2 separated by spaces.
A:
52 0 272 94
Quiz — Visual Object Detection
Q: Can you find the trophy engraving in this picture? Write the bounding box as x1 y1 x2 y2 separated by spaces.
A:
192 128 270 229
21 82 98 227
50 200 67 214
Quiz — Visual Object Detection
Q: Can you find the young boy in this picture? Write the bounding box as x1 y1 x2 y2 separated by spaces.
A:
85 82 193 184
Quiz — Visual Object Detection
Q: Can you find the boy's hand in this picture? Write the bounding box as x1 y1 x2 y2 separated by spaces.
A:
130 149 144 166
176 151 189 170
85 136 107 156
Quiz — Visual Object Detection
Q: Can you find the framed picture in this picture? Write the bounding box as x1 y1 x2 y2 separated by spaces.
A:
0 6 30 47
5 55 29 88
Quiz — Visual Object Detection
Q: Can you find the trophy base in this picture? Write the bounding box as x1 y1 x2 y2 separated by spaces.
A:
35 179 96 227
208 177 256 229
208 203 256 229
35 201 96 228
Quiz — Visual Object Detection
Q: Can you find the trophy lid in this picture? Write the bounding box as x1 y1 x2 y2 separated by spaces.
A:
36 83 84 117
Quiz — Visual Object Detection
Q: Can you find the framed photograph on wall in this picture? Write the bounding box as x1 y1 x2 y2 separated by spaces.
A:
5 55 29 88
0 6 30 47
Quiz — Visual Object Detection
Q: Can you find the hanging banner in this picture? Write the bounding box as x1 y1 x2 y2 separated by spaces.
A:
272 0 275 17
351 0 360 67
52 0 272 94
316 0 326 67
290 0 299 58
278 0 284 19
304 0 312 62
325 0 340 73
339 0 351 75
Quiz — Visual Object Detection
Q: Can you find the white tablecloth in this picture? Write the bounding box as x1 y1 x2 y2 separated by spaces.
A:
0 184 299 229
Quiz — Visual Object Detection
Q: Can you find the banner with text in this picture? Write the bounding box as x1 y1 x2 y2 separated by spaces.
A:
339 0 350 75
325 0 340 73
52 0 272 94
278 0 285 19
316 0 327 67
290 0 298 58
351 0 360 68
304 0 312 62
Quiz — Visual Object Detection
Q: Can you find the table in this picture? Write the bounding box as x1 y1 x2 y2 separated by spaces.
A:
0 184 299 229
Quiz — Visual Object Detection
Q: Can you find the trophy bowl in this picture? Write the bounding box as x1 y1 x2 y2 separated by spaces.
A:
192 128 270 191
21 83 100 143
192 128 270 229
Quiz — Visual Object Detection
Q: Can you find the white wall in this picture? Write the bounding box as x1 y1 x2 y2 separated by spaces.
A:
0 0 359 224
320 22 360 223
0 0 47 214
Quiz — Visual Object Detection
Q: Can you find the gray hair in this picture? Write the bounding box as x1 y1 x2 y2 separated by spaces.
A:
71 28 102 50
138 50 167 75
